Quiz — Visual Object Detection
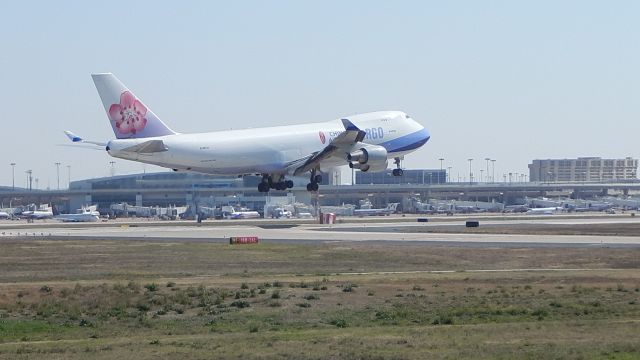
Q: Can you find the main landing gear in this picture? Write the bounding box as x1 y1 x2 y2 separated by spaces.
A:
392 157 404 177
306 169 321 192
257 174 294 193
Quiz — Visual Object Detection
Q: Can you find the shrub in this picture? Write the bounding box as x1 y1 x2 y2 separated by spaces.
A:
136 303 151 312
432 316 453 325
330 318 348 328
296 303 311 308
39 285 52 293
531 308 548 320
271 291 281 299
342 284 357 293
230 300 250 309
166 282 176 288
240 283 249 289
303 294 319 301
412 285 424 291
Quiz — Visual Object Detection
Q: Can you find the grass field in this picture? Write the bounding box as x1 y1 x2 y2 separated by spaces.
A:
0 238 639 359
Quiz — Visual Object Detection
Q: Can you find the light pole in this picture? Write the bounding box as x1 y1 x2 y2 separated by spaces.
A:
109 161 116 177
55 162 61 190
447 166 452 183
438 158 444 184
467 158 473 184
480 169 484 183
67 165 71 189
26 170 32 191
484 158 490 183
491 159 496 183
10 163 16 191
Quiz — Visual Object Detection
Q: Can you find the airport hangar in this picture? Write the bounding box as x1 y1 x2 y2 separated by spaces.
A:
2 170 640 214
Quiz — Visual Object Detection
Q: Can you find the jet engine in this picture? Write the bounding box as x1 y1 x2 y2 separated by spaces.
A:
347 144 388 172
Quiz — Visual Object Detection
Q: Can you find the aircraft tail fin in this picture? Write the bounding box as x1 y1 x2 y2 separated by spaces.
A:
91 73 177 139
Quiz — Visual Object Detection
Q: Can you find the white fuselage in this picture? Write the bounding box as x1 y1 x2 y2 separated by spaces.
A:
106 111 429 176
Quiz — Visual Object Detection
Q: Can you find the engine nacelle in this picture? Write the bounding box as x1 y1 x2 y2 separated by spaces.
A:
347 144 388 172
349 160 388 172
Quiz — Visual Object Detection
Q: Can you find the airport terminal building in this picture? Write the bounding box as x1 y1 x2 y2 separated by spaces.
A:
529 157 638 182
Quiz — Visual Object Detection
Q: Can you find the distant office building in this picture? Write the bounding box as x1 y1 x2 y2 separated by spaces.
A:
528 157 638 182
356 169 446 185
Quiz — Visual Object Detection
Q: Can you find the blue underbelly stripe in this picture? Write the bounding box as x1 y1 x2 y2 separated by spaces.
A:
379 129 430 153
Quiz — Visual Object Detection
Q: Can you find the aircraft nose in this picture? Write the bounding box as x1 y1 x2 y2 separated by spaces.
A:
408 116 430 143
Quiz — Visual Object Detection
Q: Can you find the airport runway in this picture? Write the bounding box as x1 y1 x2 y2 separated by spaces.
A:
2 216 640 248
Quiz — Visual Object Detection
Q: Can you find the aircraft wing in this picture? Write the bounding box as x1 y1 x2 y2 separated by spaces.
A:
121 140 168 153
292 119 365 176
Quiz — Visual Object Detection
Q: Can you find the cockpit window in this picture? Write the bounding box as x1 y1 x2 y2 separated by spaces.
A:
405 114 411 119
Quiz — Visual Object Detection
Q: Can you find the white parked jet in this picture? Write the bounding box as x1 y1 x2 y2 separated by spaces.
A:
55 205 100 222
66 74 430 192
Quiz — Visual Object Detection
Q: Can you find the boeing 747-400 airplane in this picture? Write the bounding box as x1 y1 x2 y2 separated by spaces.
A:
66 73 430 192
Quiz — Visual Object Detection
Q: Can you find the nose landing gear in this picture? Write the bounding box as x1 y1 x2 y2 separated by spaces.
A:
392 157 404 177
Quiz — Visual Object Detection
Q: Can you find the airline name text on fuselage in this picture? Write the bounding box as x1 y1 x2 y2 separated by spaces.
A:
327 127 385 142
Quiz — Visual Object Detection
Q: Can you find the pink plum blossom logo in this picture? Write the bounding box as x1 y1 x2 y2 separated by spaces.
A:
108 91 148 135
319 131 326 144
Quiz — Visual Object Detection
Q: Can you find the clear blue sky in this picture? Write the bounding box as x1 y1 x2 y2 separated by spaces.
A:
1 1 638 188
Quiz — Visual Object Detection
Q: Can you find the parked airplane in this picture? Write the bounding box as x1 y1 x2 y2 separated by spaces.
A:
0 211 11 219
227 211 261 219
354 203 399 216
65 74 430 192
526 207 562 215
21 205 54 220
55 206 100 222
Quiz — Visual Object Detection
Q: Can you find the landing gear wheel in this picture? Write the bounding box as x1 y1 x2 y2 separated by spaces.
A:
392 157 403 176
314 175 322 183
258 182 269 192
285 180 294 188
306 182 319 192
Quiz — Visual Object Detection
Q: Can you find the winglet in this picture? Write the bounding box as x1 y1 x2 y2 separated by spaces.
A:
341 118 360 131
64 131 83 142
341 118 366 142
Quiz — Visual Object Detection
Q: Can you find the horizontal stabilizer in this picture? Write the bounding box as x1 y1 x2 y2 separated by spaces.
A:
64 130 82 142
121 140 168 153
63 130 107 147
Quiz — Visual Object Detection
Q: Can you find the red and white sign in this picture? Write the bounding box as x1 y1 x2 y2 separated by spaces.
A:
229 236 259 244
